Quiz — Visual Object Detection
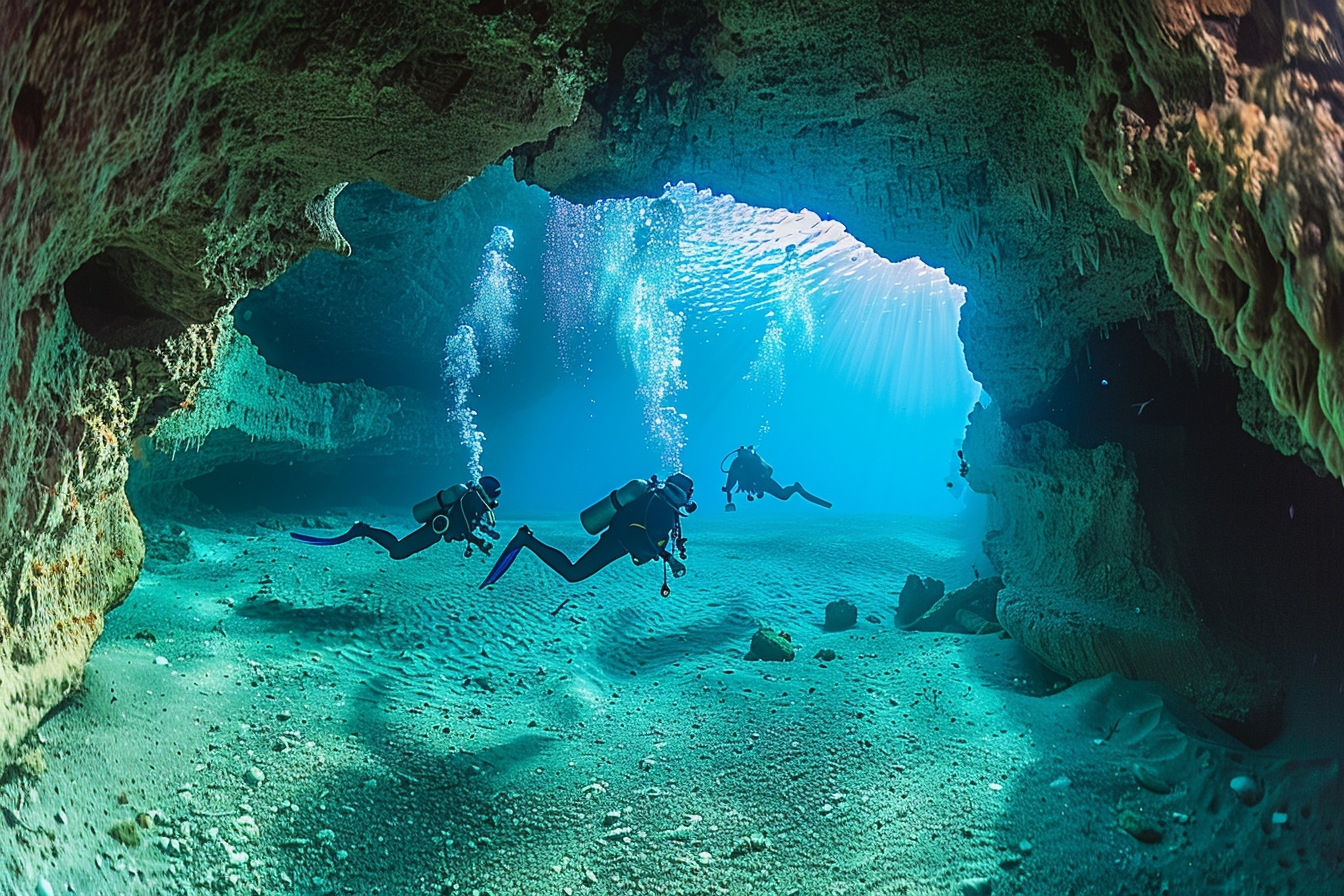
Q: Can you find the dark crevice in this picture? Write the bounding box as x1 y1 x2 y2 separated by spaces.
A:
1235 0 1283 68
64 248 188 352
1008 317 1344 651
10 83 45 151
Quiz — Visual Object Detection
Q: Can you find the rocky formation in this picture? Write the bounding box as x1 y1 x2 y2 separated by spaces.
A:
963 402 1284 744
517 0 1181 414
898 575 1005 636
236 167 551 391
1079 0 1344 478
1 0 602 767
5 0 1343 761
127 326 455 518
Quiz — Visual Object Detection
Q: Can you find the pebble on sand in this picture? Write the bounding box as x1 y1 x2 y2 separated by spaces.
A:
244 766 265 786
959 877 992 896
1229 776 1262 807
1117 809 1163 844
1131 763 1172 795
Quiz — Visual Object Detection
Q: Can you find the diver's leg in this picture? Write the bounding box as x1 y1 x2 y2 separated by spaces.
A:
358 523 441 560
793 483 833 508
522 530 627 583
761 477 832 508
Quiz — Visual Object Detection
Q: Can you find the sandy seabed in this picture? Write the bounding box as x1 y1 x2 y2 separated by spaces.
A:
2 513 1340 896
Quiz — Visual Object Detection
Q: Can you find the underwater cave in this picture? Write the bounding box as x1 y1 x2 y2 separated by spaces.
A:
3 1 1344 894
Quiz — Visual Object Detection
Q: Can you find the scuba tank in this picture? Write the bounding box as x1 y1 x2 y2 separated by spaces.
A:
413 483 469 525
721 446 773 486
580 479 649 535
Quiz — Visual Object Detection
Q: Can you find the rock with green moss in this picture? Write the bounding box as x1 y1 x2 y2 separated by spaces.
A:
745 628 794 662
108 819 142 847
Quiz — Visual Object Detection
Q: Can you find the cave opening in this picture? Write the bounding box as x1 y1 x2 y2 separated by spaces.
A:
165 165 985 528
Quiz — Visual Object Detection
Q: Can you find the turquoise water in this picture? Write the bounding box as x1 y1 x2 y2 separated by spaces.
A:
233 166 982 517
15 168 1334 896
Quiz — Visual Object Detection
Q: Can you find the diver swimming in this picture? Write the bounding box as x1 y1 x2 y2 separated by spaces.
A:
721 445 832 510
291 476 502 560
481 472 696 595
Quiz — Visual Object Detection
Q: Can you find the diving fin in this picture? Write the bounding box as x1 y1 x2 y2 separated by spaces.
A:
479 526 530 588
290 523 366 547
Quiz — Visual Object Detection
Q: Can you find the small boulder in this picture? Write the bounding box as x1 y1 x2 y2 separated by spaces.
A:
1229 776 1262 806
1117 808 1163 843
823 600 858 632
959 878 992 896
745 628 795 662
813 649 836 662
896 575 944 627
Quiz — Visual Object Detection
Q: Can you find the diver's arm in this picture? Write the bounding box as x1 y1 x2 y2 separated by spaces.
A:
661 549 686 577
653 529 687 576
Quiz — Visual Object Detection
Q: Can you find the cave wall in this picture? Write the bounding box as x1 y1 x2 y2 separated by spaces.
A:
1079 0 1344 478
127 326 456 519
0 0 608 767
963 402 1284 743
5 0 1343 761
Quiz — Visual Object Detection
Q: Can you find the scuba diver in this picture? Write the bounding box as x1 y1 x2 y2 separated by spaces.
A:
721 445 832 511
481 473 695 596
290 476 502 560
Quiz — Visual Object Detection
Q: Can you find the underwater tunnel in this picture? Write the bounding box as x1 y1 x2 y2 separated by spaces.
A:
3 2 1344 894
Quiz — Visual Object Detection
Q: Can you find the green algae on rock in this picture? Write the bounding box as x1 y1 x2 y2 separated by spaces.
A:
745 628 795 662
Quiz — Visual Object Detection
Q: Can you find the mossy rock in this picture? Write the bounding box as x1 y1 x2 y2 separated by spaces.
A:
108 819 142 847
745 628 794 662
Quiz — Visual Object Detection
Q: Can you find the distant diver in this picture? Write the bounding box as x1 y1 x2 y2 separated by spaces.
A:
481 473 696 596
290 476 502 560
720 445 831 511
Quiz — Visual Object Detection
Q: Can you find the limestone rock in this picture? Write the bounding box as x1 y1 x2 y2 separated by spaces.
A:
900 576 1004 634
1081 0 1344 480
964 403 1284 744
127 325 454 517
744 628 795 662
896 575 945 628
822 600 858 632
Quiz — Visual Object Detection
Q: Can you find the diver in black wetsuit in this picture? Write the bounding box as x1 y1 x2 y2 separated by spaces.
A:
291 476 502 560
481 473 696 593
721 446 831 510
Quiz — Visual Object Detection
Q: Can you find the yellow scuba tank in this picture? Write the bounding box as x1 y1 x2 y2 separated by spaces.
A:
413 483 469 524
580 479 649 535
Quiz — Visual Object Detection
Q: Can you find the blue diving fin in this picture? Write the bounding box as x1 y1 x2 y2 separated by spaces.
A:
290 524 363 547
480 527 530 588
